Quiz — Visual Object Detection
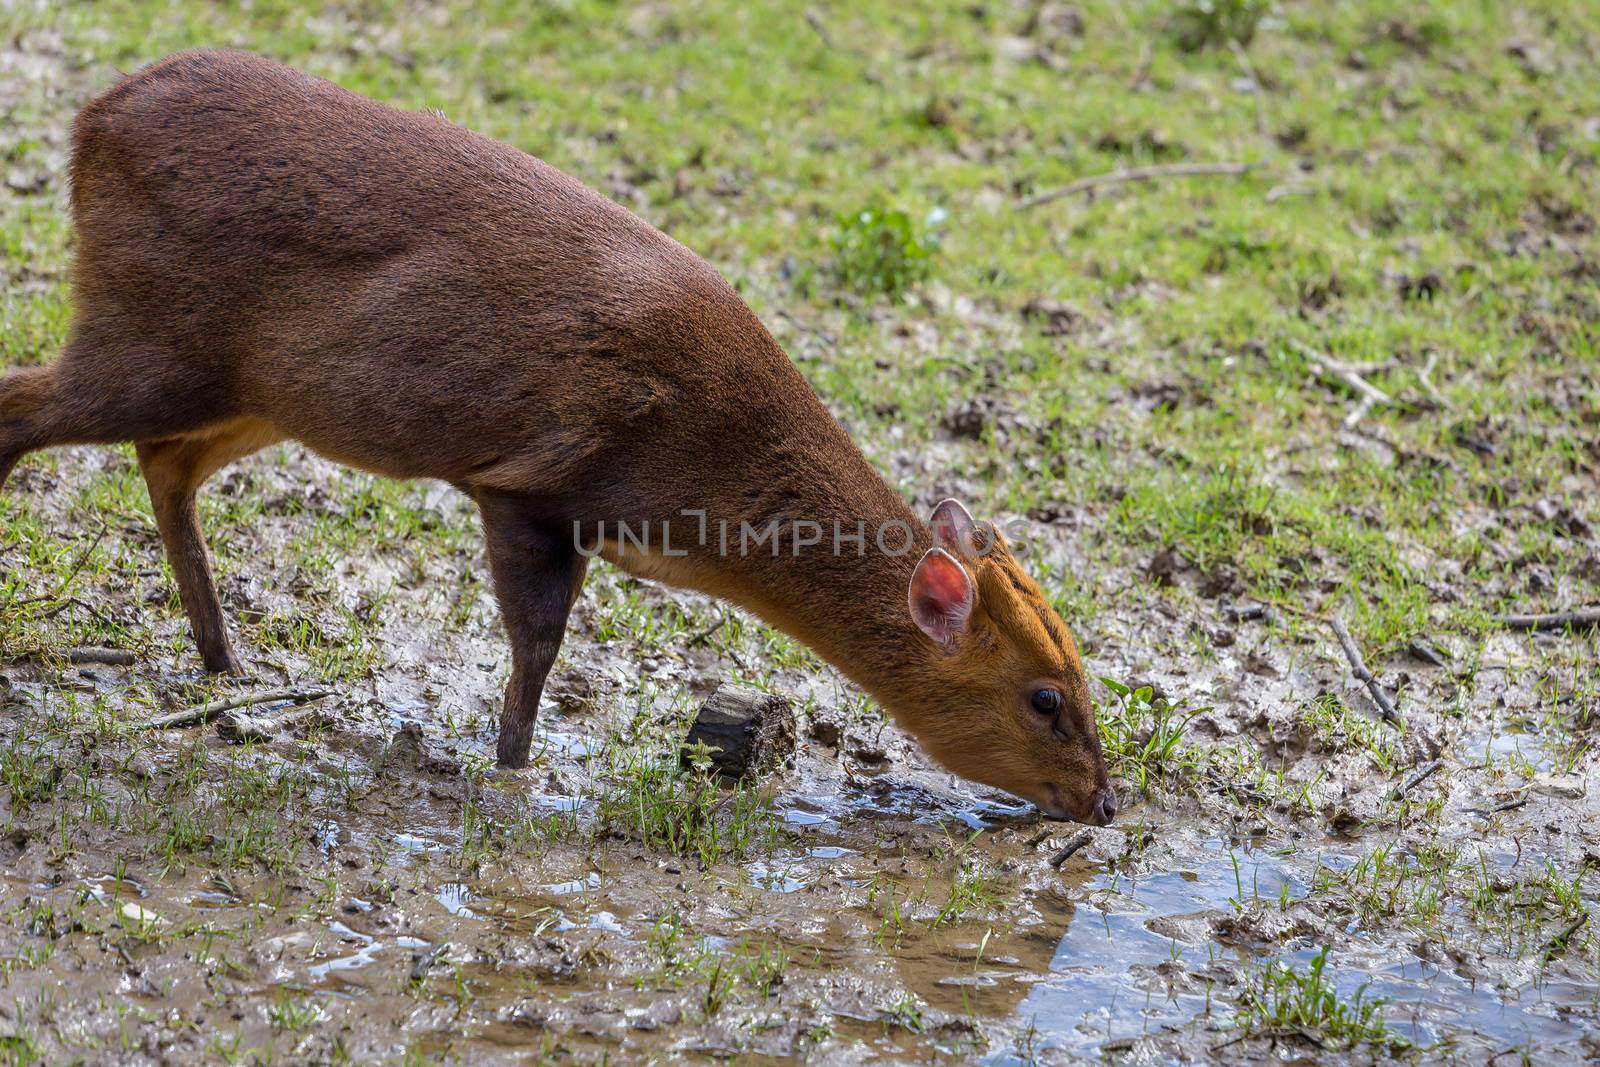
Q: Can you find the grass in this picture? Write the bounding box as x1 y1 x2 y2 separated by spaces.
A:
0 0 1597 1063
2 0 1595 662
1234 946 1406 1052
1097 677 1207 793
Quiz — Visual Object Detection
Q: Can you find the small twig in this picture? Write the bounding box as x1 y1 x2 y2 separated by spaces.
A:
1415 351 1452 411
41 596 117 627
149 688 334 730
1023 828 1052 848
1288 338 1393 409
1210 1033 1250 1053
1128 38 1155 90
1047 829 1096 869
67 647 136 667
1341 394 1377 431
1544 911 1589 955
1328 616 1401 726
1019 162 1260 210
411 941 450 981
687 614 730 648
775 308 837 349
1227 39 1270 142
15 523 109 607
1467 796 1527 818
706 792 737 821
802 8 835 49
1499 608 1600 632
1386 759 1442 803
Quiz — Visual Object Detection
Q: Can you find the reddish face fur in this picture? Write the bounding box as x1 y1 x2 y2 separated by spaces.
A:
0 51 1114 823
898 503 1113 824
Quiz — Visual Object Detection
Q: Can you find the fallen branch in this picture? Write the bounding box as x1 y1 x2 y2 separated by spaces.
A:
1287 339 1393 415
1341 394 1377 431
1415 352 1452 411
1328 616 1401 726
1386 759 1442 803
1499 608 1600 632
1128 38 1155 90
67 647 136 667
149 688 334 730
1047 829 1096 869
1019 162 1260 210
1544 911 1589 955
15 523 108 608
802 7 834 49
1227 39 1269 142
1467 795 1527 818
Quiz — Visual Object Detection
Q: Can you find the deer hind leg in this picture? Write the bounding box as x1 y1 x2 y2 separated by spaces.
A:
136 419 283 675
0 366 56 493
3 321 236 491
478 491 589 768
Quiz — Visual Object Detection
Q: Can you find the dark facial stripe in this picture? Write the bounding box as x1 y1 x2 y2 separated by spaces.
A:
1035 600 1068 657
999 558 1072 665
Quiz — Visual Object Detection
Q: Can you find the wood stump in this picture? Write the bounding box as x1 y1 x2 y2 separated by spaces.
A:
680 686 796 782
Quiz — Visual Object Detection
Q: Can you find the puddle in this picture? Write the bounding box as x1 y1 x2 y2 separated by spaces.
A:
588 910 626 933
313 818 341 853
436 883 478 918
778 804 829 827
1461 728 1555 772
393 833 447 855
952 798 1038 830
539 872 601 896
747 859 810 893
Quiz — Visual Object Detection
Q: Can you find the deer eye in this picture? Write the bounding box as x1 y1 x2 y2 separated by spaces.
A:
1030 687 1062 716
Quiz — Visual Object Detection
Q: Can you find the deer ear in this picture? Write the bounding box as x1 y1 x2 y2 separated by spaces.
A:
930 498 979 555
909 548 973 651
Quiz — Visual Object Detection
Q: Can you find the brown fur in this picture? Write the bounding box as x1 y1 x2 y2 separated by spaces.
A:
0 51 1113 822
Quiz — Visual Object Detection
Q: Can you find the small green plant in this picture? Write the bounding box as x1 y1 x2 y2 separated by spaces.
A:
1170 0 1270 53
595 744 777 868
1098 678 1205 793
1235 947 1406 1051
267 986 322 1032
829 204 941 297
935 857 1003 927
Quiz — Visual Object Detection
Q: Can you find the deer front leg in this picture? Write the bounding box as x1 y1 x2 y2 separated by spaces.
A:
477 492 588 768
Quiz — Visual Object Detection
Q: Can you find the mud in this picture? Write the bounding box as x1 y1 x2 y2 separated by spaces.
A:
0 441 1595 1065
1 19 1597 1067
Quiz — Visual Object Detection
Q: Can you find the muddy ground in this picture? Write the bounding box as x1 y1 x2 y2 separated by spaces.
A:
3 4 1599 1066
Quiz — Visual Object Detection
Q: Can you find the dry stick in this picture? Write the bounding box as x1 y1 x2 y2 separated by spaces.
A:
67 647 136 667
16 523 109 607
1227 39 1270 142
1499 608 1600 631
1328 616 1401 725
1468 796 1528 818
1544 911 1589 955
802 7 835 49
1416 351 1452 411
1287 339 1393 420
687 614 730 648
1047 829 1096 869
42 596 116 627
149 688 334 730
1341 394 1377 431
1019 162 1260 210
1128 38 1155 89
1386 759 1443 803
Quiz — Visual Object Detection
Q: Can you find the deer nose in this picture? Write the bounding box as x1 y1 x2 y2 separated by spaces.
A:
1090 787 1118 826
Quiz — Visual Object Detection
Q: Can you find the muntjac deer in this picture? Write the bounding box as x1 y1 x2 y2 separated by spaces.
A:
0 51 1116 825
